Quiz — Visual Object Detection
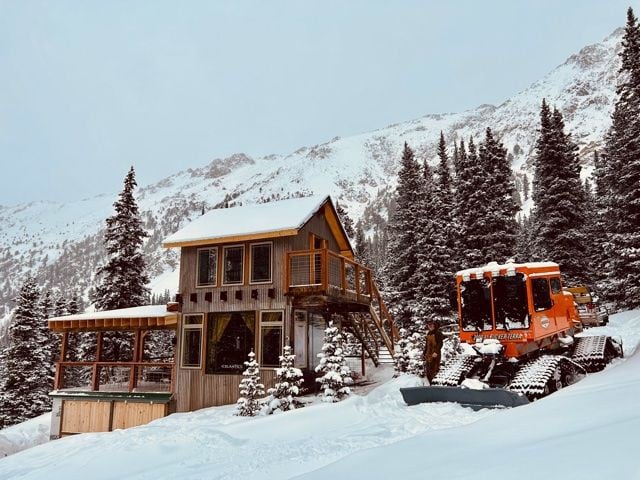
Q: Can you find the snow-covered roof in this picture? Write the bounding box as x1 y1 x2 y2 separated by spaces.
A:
162 195 333 248
457 261 560 278
48 305 178 331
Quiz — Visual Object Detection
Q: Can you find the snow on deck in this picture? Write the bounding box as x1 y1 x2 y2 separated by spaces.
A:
2 310 640 479
162 195 329 246
47 305 174 323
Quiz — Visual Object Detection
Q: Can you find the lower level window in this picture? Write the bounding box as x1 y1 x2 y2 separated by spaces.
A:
260 311 283 367
206 312 255 374
181 314 203 368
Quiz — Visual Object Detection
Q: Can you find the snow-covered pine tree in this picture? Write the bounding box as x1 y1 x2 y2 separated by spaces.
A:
393 328 412 375
354 223 372 267
414 153 453 320
454 137 488 268
94 167 150 361
596 7 640 308
261 345 304 414
234 350 265 416
0 278 51 428
315 321 353 402
39 289 56 394
335 201 355 239
386 143 423 328
530 101 590 285
406 331 426 377
478 128 519 263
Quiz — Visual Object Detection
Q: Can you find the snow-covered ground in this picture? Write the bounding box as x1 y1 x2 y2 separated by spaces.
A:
1 310 639 479
0 413 50 459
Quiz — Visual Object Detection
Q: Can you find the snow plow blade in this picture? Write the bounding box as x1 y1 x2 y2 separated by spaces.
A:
400 386 529 410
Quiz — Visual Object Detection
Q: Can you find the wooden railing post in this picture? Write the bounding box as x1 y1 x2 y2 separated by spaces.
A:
92 332 103 391
355 264 361 299
322 248 329 291
129 330 142 392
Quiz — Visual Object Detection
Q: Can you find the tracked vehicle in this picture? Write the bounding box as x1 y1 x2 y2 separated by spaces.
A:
401 262 622 409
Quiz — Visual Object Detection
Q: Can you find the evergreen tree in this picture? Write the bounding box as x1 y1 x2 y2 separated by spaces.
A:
315 321 353 402
478 128 519 263
530 101 590 284
261 345 304 414
354 223 371 267
454 137 487 268
94 167 150 361
335 201 355 239
393 328 412 375
39 290 56 392
386 143 423 327
406 332 426 377
234 351 265 416
0 278 51 427
596 7 640 308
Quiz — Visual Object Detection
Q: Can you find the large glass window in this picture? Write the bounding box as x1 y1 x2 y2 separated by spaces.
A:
223 246 244 285
460 278 493 332
532 278 553 311
205 311 255 374
251 243 272 284
197 248 218 287
260 311 283 367
493 273 530 330
181 314 203 368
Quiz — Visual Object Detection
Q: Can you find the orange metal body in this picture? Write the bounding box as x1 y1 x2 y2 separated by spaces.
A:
456 262 580 359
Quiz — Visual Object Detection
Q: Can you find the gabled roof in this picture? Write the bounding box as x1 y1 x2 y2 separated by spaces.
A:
162 195 354 256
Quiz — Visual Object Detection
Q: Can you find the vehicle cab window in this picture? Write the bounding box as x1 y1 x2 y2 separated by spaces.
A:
532 278 553 311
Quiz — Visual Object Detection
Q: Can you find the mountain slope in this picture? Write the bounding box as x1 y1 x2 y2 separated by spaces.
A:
0 28 624 335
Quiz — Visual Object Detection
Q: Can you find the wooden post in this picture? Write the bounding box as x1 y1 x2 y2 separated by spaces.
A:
361 349 366 377
130 330 142 392
355 264 361 300
92 332 103 391
321 248 329 292
60 332 68 362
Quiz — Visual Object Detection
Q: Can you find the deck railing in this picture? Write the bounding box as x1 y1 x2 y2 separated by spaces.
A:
285 248 373 304
55 361 174 394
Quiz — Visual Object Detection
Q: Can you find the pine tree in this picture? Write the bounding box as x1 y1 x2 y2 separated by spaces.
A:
596 7 640 308
478 128 519 263
406 332 426 377
335 201 355 239
234 351 265 416
39 289 56 393
315 321 353 402
454 137 488 268
0 278 51 427
530 101 590 285
94 167 150 361
393 328 412 375
354 223 371 267
386 143 423 327
261 345 304 414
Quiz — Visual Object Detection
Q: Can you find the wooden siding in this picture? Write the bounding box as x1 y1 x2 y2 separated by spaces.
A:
293 210 341 252
60 399 168 435
111 402 167 430
175 368 277 412
60 400 111 435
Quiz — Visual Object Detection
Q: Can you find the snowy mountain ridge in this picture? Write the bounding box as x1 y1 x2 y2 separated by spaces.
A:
0 27 624 336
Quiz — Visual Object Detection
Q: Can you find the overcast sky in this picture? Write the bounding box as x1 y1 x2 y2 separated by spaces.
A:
0 0 632 204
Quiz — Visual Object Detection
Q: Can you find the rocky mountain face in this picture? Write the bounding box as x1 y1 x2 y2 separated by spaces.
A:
0 28 624 341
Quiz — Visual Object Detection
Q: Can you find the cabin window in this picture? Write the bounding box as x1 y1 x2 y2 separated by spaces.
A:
181 314 203 368
250 243 272 284
205 311 255 374
460 278 493 332
223 245 245 285
493 273 530 330
197 248 218 287
550 277 562 294
260 311 283 367
532 278 553 311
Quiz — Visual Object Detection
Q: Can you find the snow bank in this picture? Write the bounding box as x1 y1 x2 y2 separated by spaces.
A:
0 413 50 458
0 376 493 479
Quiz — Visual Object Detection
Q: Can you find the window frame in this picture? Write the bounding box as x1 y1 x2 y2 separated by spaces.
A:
180 313 204 369
532 278 553 312
249 241 273 285
222 244 245 286
259 309 284 368
196 247 219 288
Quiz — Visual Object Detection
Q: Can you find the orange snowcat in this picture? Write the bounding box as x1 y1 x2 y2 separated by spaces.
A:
400 261 622 409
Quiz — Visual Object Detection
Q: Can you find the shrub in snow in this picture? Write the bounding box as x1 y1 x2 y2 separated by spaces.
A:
393 328 412 375
441 333 461 364
234 351 265 417
315 321 353 402
261 345 304 415
407 332 426 377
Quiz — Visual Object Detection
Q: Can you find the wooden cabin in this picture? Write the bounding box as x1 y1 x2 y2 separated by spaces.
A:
47 195 396 438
